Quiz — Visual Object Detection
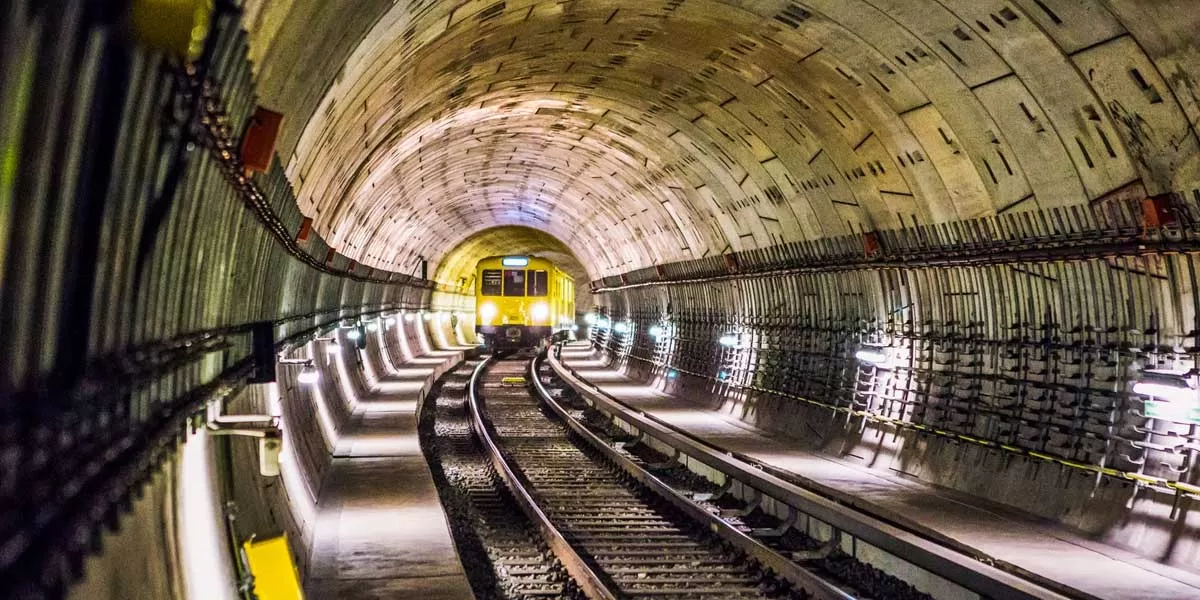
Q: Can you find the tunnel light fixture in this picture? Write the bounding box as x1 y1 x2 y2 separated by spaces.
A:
404 313 415 323
667 369 678 379
502 256 529 267
346 329 362 341
584 313 597 325
855 345 891 368
423 312 433 322
385 317 396 327
366 321 380 332
613 321 630 334
718 334 739 348
649 325 666 339
717 370 730 381
593 318 610 329
1132 371 1196 404
297 366 320 385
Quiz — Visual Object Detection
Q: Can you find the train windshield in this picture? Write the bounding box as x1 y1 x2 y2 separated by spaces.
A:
503 269 525 296
528 270 548 296
481 270 503 295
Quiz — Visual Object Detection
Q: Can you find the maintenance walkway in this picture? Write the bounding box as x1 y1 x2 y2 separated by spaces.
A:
305 325 474 599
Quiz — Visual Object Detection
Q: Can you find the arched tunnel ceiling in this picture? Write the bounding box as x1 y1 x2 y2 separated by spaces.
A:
243 0 1200 283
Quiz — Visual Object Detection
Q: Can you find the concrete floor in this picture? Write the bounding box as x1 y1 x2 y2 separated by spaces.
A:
305 355 473 599
558 344 1200 600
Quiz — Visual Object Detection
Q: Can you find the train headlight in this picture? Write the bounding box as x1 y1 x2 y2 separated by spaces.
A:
479 302 498 324
531 302 550 321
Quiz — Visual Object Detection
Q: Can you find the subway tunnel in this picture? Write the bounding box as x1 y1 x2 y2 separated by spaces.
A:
4 0 1200 598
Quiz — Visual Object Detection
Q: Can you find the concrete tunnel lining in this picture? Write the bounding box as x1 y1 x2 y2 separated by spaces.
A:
238 0 1200 285
9 0 1200 597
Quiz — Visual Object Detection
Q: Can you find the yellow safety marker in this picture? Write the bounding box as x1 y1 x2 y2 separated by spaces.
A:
243 535 303 600
501 376 527 386
130 0 214 61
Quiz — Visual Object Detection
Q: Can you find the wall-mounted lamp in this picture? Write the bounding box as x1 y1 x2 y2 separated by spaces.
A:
855 345 892 368
385 317 396 327
279 358 319 384
366 321 380 332
404 313 415 323
346 329 362 341
584 313 597 325
718 334 739 348
649 325 665 339
297 366 320 385
613 321 631 334
1132 371 1196 404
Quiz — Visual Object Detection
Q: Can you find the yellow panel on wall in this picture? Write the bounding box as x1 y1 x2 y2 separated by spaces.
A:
242 535 303 600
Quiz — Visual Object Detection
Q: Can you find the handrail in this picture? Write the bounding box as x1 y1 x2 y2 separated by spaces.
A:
547 349 1071 600
529 354 855 600
465 357 618 600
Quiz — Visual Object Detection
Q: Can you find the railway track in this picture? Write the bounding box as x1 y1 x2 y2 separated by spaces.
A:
420 360 581 600
468 354 824 600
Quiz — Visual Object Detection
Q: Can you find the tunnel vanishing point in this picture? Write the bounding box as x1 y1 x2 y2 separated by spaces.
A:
5 1 1200 599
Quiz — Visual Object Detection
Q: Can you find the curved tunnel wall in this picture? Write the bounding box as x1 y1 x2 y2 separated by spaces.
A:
8 0 1200 595
589 220 1200 568
65 310 467 599
0 5 470 596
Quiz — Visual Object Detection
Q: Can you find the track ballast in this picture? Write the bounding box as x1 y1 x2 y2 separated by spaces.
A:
473 355 804 600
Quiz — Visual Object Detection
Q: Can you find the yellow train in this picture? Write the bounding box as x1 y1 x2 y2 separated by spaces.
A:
475 255 575 349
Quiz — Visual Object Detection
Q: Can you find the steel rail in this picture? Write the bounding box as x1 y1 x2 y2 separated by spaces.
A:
528 354 856 600
546 349 1073 600
465 357 618 600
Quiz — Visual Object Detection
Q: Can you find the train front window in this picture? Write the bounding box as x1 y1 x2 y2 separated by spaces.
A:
528 270 548 296
481 270 503 296
503 269 525 296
